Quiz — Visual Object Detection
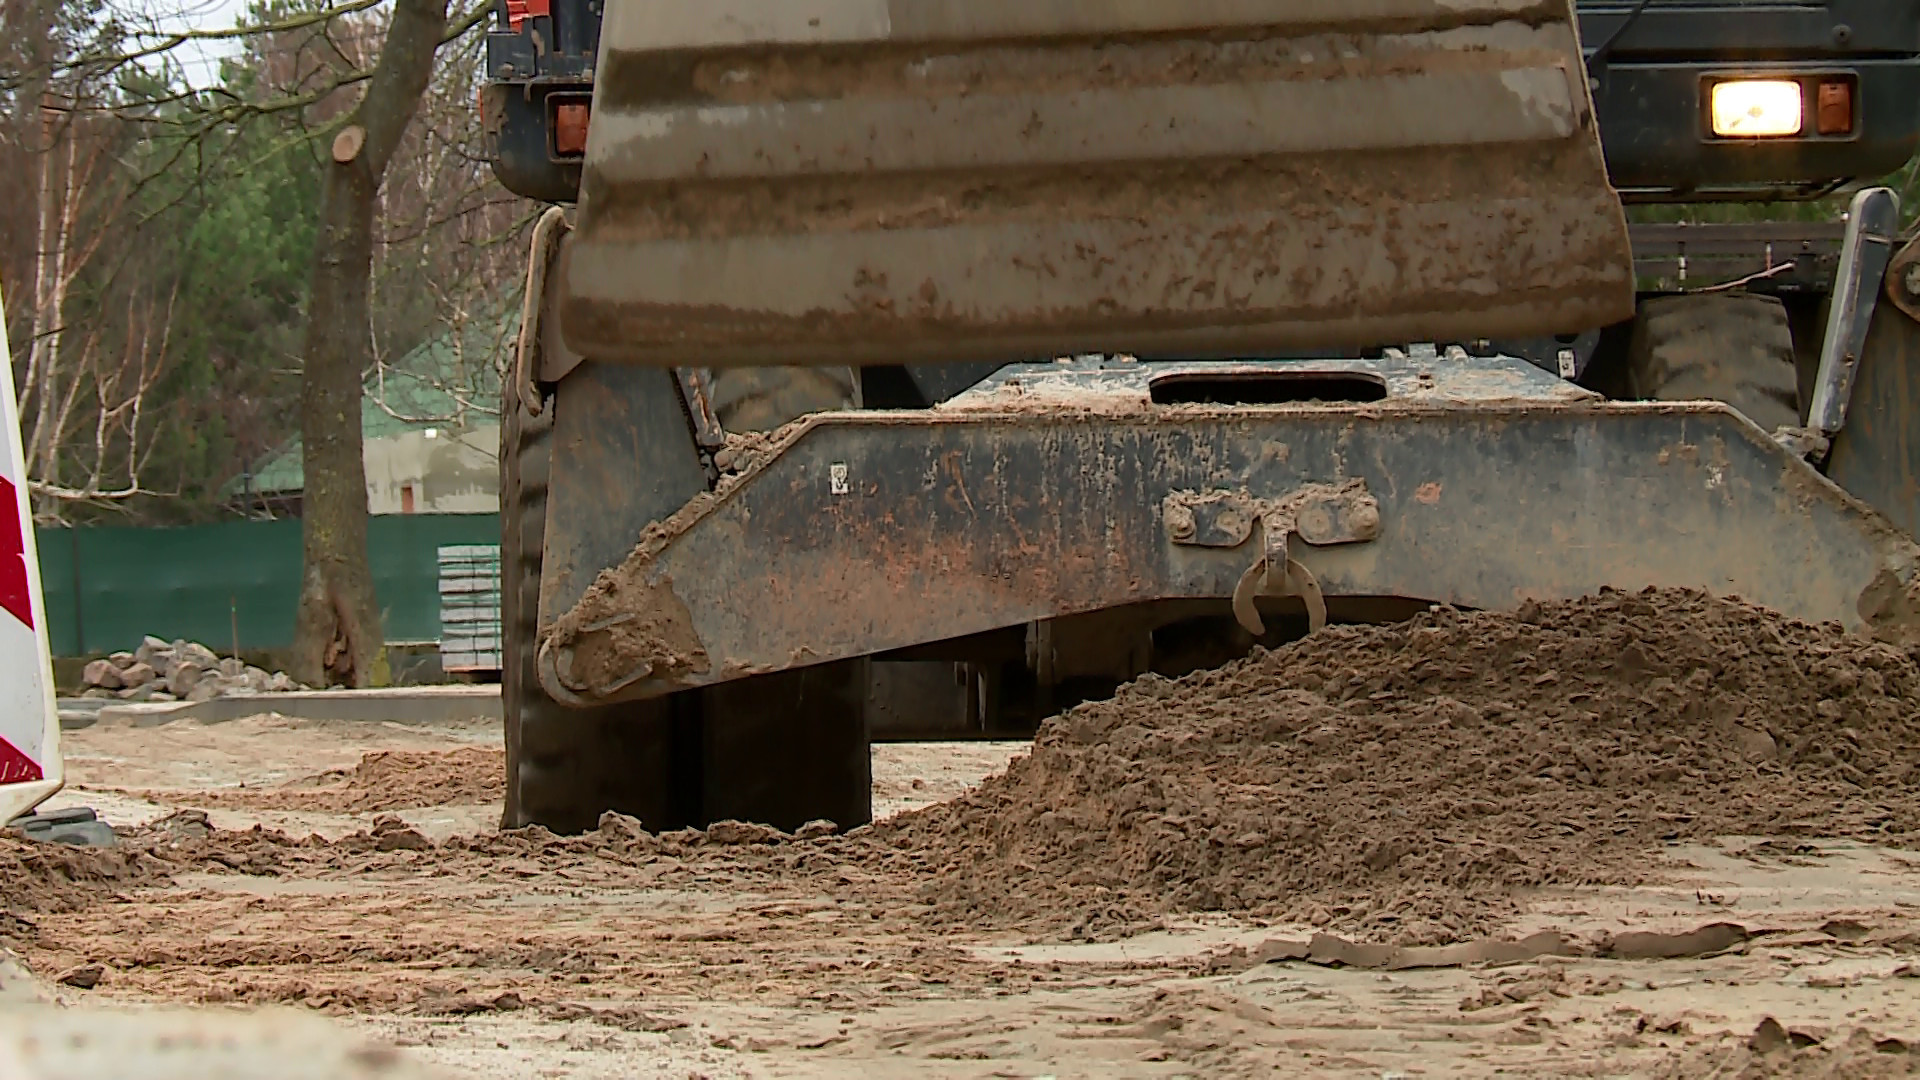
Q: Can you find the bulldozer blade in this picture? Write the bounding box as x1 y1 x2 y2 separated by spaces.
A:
533 355 1920 708
559 0 1635 367
1828 265 1920 542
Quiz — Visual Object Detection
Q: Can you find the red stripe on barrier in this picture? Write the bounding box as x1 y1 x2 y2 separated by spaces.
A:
0 475 31 629
0 736 42 784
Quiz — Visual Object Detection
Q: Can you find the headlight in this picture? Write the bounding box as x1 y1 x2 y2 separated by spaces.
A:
1710 80 1804 137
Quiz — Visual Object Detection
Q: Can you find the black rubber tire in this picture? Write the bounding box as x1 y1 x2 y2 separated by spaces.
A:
1626 293 1802 432
697 659 873 832
501 387 680 833
698 364 870 832
503 366 870 833
707 366 858 431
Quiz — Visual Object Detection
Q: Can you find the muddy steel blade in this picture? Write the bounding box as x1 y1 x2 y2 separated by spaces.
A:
560 0 1634 366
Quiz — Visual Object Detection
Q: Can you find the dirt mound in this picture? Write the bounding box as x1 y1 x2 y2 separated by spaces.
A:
877 589 1920 941
1655 1020 1920 1078
0 808 335 920
173 748 505 814
0 837 172 918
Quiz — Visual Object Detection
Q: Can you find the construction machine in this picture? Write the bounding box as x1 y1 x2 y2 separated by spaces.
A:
482 0 1920 834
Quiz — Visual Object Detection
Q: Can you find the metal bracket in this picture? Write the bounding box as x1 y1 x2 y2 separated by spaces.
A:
672 366 727 451
1164 481 1380 635
1480 331 1602 381
512 205 571 416
1885 229 1920 325
1804 187 1901 446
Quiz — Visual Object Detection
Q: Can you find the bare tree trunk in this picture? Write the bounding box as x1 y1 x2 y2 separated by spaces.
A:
292 0 450 688
25 96 69 516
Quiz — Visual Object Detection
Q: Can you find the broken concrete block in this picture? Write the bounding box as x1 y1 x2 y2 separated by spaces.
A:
166 661 204 697
133 636 172 668
179 642 220 670
82 660 122 689
113 637 308 697
185 677 227 703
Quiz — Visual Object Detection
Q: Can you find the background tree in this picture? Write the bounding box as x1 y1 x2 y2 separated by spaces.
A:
3 0 520 532
290 0 456 688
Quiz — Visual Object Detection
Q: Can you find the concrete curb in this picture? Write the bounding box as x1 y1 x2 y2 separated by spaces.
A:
66 686 501 729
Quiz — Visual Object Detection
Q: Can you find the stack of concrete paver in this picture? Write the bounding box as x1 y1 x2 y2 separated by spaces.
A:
77 638 305 703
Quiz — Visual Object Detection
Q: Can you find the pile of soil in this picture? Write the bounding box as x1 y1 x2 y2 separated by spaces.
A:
878 589 1920 941
1655 1020 1920 1079
0 832 176 918
0 809 324 921
176 749 506 814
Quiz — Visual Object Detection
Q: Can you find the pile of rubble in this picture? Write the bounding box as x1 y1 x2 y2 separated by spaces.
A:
78 637 306 703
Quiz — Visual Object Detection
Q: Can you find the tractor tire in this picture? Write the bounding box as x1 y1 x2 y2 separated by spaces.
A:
501 385 680 834
503 365 870 833
698 364 870 832
707 366 858 431
696 659 873 832
1626 293 1801 432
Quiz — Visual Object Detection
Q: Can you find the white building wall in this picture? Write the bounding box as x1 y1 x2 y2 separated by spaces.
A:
362 425 499 514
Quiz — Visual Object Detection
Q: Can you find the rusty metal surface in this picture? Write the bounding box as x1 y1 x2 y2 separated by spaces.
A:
560 2 1632 366
1808 188 1902 438
936 352 1597 412
1829 301 1920 542
673 367 727 451
1885 232 1920 324
535 355 1920 707
1163 482 1380 635
1165 487 1380 550
541 363 709 627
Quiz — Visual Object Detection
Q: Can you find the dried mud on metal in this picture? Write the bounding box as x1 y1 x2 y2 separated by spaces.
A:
7 588 1920 1077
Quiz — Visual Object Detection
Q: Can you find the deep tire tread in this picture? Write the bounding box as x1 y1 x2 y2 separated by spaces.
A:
504 366 870 833
1627 292 1801 432
707 366 857 431
501 390 674 833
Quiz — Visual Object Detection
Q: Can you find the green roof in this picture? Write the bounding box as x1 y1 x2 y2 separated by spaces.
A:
229 315 512 499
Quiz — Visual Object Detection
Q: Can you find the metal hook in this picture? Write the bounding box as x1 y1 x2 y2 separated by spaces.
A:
1230 510 1328 636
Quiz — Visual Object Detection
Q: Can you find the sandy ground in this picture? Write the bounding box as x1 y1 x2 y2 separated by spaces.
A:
8 705 1919 1078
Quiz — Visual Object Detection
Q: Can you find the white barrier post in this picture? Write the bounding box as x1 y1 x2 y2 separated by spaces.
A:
0 281 64 823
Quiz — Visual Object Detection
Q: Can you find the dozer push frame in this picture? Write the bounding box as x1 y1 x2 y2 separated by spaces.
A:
486 0 1920 834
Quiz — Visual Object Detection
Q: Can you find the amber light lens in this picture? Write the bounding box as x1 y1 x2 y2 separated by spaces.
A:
1817 80 1854 135
1710 80 1804 137
553 103 591 157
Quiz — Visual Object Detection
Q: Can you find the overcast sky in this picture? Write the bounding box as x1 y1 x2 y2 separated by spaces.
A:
137 0 270 86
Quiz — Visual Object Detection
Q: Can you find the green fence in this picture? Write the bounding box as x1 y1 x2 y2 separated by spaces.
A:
35 514 500 657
